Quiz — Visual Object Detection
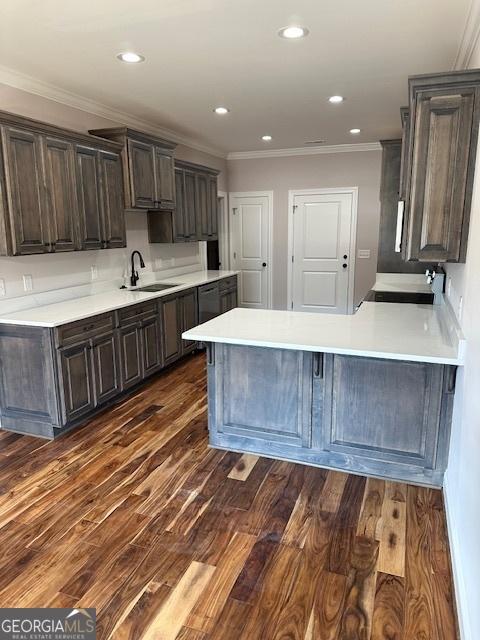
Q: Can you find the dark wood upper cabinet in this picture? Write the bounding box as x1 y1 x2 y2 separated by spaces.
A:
403 70 480 263
98 151 126 249
127 138 156 209
75 145 104 250
89 127 176 211
42 136 79 252
147 160 219 244
0 110 125 256
398 107 410 202
154 146 175 206
0 126 50 255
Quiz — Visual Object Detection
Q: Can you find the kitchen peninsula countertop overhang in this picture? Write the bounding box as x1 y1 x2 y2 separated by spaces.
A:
182 302 464 366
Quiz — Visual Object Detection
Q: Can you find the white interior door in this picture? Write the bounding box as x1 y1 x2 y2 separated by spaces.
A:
230 193 271 308
291 190 355 314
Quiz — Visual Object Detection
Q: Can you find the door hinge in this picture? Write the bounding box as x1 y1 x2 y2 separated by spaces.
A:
293 205 298 213
233 251 237 260
232 207 237 215
291 301 293 310
291 255 294 263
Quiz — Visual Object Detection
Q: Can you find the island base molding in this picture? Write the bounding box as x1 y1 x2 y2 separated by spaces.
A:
206 343 456 488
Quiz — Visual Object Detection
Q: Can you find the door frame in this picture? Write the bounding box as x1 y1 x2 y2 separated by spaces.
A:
287 187 358 314
229 190 274 309
218 190 230 269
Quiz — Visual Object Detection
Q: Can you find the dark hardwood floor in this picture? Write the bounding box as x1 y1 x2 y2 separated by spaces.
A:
0 353 458 639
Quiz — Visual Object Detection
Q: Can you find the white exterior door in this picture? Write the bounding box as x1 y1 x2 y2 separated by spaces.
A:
291 190 356 314
230 193 271 309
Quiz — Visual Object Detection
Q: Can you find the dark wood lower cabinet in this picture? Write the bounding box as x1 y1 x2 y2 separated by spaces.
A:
0 280 229 439
207 344 456 487
58 342 96 424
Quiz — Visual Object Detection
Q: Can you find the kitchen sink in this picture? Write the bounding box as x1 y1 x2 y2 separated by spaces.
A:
135 283 179 292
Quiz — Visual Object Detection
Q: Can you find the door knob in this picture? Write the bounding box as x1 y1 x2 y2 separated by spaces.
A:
262 262 267 267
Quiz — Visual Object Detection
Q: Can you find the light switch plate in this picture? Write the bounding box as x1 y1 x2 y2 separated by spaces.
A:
23 274 33 292
0 278 5 297
357 249 371 259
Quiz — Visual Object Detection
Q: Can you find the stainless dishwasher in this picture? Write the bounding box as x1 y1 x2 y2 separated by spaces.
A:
198 282 220 324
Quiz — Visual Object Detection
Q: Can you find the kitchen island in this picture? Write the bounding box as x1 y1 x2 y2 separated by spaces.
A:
183 302 464 487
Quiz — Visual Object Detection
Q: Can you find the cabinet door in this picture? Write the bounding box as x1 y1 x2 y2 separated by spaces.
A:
127 139 156 209
228 288 237 311
91 332 121 405
196 173 209 240
208 176 218 238
399 107 410 201
119 324 143 389
321 354 443 468
154 147 175 206
160 296 181 365
405 90 475 262
141 316 162 376
180 289 198 355
184 170 198 239
99 151 126 248
42 136 79 252
220 291 229 315
173 167 186 240
212 344 313 448
1 126 50 255
59 342 95 423
75 146 104 250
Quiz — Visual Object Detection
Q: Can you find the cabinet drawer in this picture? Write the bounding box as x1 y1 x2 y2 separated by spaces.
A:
56 313 114 347
118 301 157 326
219 276 237 292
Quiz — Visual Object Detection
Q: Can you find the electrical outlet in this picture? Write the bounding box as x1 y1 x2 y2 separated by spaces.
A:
0 278 5 297
357 249 371 259
23 274 33 292
91 265 98 280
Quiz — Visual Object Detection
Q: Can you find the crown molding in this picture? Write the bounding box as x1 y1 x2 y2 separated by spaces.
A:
0 64 227 159
453 0 480 70
227 142 381 160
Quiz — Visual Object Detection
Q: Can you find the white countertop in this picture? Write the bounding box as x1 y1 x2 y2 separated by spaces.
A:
372 273 431 293
0 270 237 327
183 303 464 365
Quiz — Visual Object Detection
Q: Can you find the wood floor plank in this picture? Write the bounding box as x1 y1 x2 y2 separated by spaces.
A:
0 353 459 639
372 572 405 640
227 453 259 481
377 481 407 577
141 561 216 640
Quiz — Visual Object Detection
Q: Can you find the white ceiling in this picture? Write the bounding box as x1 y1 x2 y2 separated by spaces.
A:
0 0 471 155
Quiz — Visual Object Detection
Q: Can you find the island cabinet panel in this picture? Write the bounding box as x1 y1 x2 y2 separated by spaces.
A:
42 136 79 252
58 342 96 424
210 344 313 448
320 354 443 468
1 126 50 255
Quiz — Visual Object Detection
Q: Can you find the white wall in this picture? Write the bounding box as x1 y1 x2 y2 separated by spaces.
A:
227 150 382 309
0 83 227 304
443 50 480 640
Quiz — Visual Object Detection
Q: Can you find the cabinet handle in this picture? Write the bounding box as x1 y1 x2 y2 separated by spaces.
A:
446 366 457 394
313 353 324 378
206 343 215 365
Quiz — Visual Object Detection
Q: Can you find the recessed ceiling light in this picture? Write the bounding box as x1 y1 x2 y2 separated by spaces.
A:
350 128 361 134
262 135 272 141
214 106 230 115
278 26 309 39
329 95 344 104
117 52 145 63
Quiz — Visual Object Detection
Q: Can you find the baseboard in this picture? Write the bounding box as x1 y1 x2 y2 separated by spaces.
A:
443 475 472 640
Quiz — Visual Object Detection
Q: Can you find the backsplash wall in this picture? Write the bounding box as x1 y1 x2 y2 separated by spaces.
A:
0 211 204 303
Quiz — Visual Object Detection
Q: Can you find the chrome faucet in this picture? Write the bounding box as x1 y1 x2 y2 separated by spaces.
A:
130 250 145 287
